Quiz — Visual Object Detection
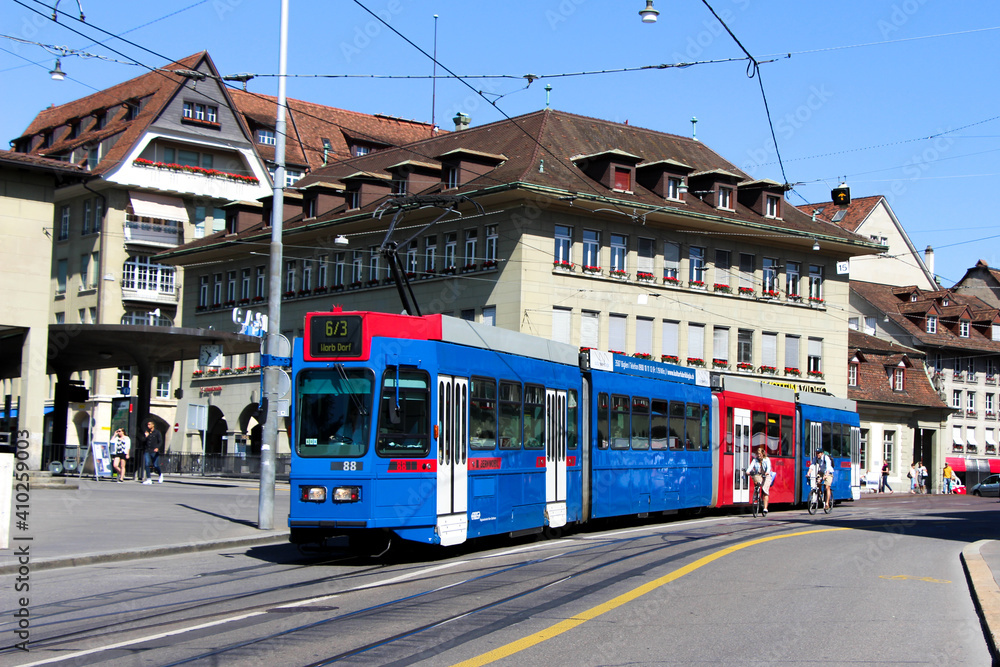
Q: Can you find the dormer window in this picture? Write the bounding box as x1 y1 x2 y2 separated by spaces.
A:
182 102 219 127
353 145 371 157
848 361 859 387
346 189 360 210
765 195 780 218
613 167 632 192
960 319 970 338
124 100 140 121
667 177 682 200
257 129 276 146
926 315 937 334
718 186 733 210
911 293 918 302
943 298 949 306
889 366 905 391
444 165 459 189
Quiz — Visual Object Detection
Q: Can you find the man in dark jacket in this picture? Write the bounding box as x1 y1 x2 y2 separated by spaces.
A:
142 420 164 484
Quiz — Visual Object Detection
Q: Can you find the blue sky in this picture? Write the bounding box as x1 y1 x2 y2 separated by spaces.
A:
3 0 1000 286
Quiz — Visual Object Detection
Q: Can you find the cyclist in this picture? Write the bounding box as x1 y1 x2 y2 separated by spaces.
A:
815 446 834 510
746 446 775 516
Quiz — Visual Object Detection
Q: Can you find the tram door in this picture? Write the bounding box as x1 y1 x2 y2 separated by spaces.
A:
436 376 468 546
850 425 862 499
733 408 751 503
545 389 568 528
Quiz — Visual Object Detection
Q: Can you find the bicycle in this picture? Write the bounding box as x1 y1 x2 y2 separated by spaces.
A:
807 478 833 515
751 472 765 517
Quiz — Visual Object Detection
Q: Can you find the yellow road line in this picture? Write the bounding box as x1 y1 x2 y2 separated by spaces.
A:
453 527 849 667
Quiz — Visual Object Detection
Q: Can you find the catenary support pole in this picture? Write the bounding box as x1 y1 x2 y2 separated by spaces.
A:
259 0 289 530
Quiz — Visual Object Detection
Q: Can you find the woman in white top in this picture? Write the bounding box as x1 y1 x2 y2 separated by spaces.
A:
746 447 775 515
112 428 130 482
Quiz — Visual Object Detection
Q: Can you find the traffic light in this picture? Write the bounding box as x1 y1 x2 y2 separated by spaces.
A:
832 183 851 208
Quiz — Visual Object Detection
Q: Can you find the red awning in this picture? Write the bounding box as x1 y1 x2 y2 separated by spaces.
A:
947 457 966 472
990 459 1000 474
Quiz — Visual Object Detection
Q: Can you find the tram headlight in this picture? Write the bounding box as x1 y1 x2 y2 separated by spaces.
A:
300 486 327 503
332 486 361 503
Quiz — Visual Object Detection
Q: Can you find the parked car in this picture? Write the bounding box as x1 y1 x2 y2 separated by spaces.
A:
969 474 1000 497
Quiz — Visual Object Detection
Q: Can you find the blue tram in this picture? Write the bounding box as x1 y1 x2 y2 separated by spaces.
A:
796 392 862 503
288 309 861 548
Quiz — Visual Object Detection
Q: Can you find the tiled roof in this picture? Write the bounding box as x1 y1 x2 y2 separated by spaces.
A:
796 194 883 233
852 280 1000 354
17 53 209 176
848 330 948 409
161 109 881 258
0 149 86 174
228 89 438 170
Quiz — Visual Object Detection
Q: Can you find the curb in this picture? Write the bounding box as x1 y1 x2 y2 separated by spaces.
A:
0 531 290 575
961 539 1000 664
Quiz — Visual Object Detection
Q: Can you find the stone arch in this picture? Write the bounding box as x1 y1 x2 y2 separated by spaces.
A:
205 405 228 456
237 403 262 457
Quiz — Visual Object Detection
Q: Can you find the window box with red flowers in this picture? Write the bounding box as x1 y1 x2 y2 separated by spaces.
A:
297 289 311 297
737 362 754 372
223 300 236 308
235 366 247 374
420 270 436 279
405 272 417 280
808 296 825 305
249 365 262 373
636 271 654 282
204 368 219 377
442 266 457 275
462 263 479 273
712 359 729 369
738 286 755 297
785 367 801 376
348 281 362 290
132 157 260 185
365 279 380 287
632 352 653 360
238 298 250 305
552 260 574 271
196 305 207 312
252 295 266 303
582 265 602 275
759 365 777 375
686 357 706 367
313 286 328 294
610 269 629 279
663 275 681 286
192 369 204 377
482 260 498 270
661 354 679 364
807 370 824 379
967 409 977 417
211 302 222 310
713 283 732 294
220 367 233 375
762 290 780 299
689 280 705 289
282 291 296 299
987 411 996 418
332 283 345 292
608 349 625 356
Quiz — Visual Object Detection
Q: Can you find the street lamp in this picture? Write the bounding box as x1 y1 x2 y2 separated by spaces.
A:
639 1 659 23
49 59 66 81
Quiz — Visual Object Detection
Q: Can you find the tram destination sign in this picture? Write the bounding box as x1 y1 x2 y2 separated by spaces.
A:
309 315 363 358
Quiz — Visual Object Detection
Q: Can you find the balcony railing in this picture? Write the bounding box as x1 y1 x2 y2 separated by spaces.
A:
124 217 182 246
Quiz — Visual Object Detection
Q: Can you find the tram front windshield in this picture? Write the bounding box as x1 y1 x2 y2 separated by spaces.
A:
296 368 374 458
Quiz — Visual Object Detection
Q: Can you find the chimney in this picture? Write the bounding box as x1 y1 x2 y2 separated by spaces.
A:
453 112 470 131
924 245 935 277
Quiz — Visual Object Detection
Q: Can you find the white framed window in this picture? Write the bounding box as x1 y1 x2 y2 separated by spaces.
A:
333 253 345 286
212 273 222 305
927 315 937 334
226 270 236 302
993 324 1000 342
786 261 800 297
714 249 731 287
762 332 777 369
739 253 755 290
552 307 572 345
257 129 276 145
864 316 876 336
808 338 823 375
80 254 90 289
94 198 103 231
883 430 894 469
255 266 266 298
953 390 962 409
465 229 478 267
580 310 599 349
316 257 327 288
156 363 171 399
662 320 679 359
892 367 905 391
352 251 364 283
717 186 733 209
444 233 457 270
635 317 653 356
960 319 970 338
737 329 752 365
485 226 497 263
285 170 302 187
83 200 91 234
610 234 627 272
667 177 682 200
968 391 977 413
241 268 251 300
302 261 313 290
444 165 459 189
986 393 995 414
848 317 859 331
554 226 572 264
849 363 858 387
688 323 705 362
637 237 654 276
713 327 730 364
405 242 418 275
583 230 600 269
199 276 209 307
663 242 680 281
609 313 627 353
762 257 778 293
368 247 380 282
482 306 496 326
424 236 437 273
117 366 131 396
785 335 800 372
809 265 823 301
689 246 705 284
765 195 780 218
59 206 70 240
284 261 296 293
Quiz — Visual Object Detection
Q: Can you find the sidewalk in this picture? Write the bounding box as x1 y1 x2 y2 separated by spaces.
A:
1 475 290 575
963 539 1000 663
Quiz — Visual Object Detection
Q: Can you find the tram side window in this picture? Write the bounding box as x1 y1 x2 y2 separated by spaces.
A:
766 413 782 456
598 392 610 449
725 407 734 453
611 395 630 449
296 368 374 458
567 390 579 449
523 384 545 450
376 369 431 457
780 413 793 457
499 381 522 449
685 403 702 450
752 411 767 453
831 421 844 458
669 400 686 450
822 421 833 457
632 396 650 450
470 377 497 450
651 399 669 450
700 403 710 451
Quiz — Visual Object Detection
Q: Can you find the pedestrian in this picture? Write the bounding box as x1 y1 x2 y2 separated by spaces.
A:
142 420 164 485
943 462 954 494
111 428 130 482
880 460 893 493
919 461 928 494
908 462 917 494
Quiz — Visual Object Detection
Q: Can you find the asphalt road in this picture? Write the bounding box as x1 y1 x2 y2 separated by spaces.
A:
1 494 994 666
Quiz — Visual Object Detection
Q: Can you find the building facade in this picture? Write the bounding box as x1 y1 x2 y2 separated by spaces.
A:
158 109 881 459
